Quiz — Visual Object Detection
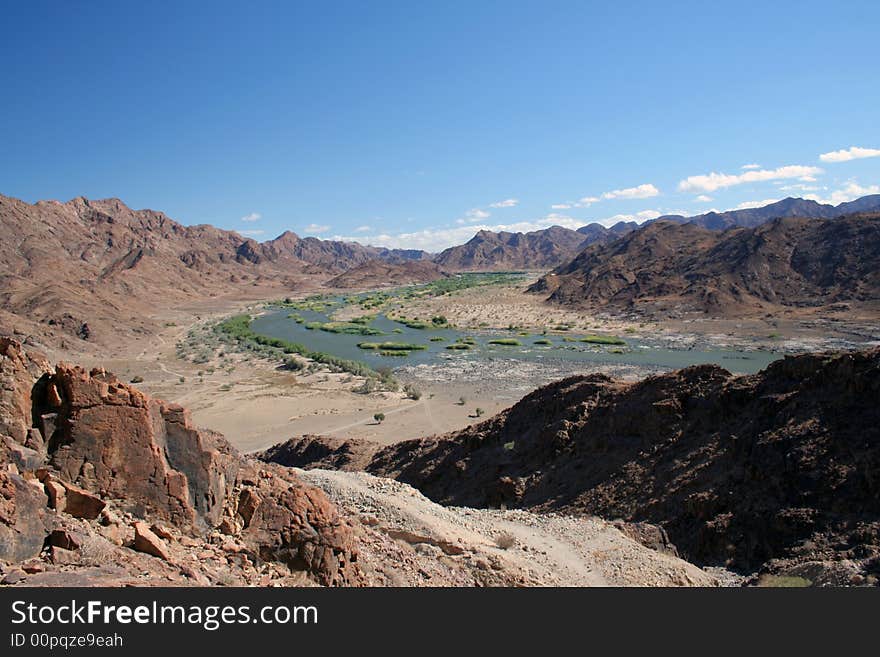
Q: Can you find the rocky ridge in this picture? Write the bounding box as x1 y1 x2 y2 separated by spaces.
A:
265 348 880 585
530 215 880 316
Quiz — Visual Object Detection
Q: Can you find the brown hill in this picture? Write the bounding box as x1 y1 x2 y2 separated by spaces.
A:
325 260 451 289
264 348 880 583
263 231 430 271
0 194 318 345
529 214 880 316
434 226 589 271
0 194 430 346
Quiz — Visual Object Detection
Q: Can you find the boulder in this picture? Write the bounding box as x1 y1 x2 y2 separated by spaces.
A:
235 463 362 587
132 521 172 561
0 471 50 562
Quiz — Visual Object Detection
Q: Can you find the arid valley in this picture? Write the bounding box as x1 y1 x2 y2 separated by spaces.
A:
2 192 879 589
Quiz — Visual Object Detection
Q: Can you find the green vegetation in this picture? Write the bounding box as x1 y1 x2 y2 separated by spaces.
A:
394 317 430 329
488 338 521 346
373 412 385 424
403 383 421 400
316 321 384 336
431 315 448 326
533 338 552 345
429 336 446 342
580 335 626 345
214 314 389 384
379 350 409 357
130 375 144 384
275 295 335 312
357 341 427 351
503 441 515 451
445 343 471 350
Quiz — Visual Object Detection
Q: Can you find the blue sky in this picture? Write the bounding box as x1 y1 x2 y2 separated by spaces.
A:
2 0 879 251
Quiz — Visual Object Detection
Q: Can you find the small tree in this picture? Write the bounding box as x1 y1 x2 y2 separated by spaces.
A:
373 412 385 424
475 407 484 417
457 396 466 406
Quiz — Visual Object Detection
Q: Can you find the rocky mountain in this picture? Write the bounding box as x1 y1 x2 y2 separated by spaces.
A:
262 231 430 270
325 260 451 288
434 226 585 271
265 348 880 584
0 194 433 346
529 214 880 315
656 195 880 230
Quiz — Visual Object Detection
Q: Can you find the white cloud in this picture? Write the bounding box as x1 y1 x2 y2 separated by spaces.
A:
462 208 491 222
819 146 880 163
805 182 880 205
695 194 713 202
601 183 659 200
489 198 519 208
677 165 824 193
551 195 599 210
741 164 761 170
238 229 264 237
354 225 372 233
241 212 261 222
734 199 781 210
778 183 822 192
304 223 330 234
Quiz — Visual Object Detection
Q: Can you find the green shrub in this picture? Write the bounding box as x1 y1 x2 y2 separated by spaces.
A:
358 342 426 351
488 338 521 346
580 335 626 345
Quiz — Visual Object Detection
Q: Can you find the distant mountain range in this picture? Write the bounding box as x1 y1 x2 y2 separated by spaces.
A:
654 195 880 230
433 221 639 271
3 191 880 343
530 214 880 315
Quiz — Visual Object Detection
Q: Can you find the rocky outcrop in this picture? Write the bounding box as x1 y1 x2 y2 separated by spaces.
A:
0 339 363 586
231 462 362 586
274 348 880 581
530 215 880 316
0 471 50 562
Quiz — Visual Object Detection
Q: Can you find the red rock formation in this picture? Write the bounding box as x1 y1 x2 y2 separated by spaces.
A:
0 339 363 586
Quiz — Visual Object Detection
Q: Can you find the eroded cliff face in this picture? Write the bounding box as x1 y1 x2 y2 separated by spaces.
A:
0 337 362 586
